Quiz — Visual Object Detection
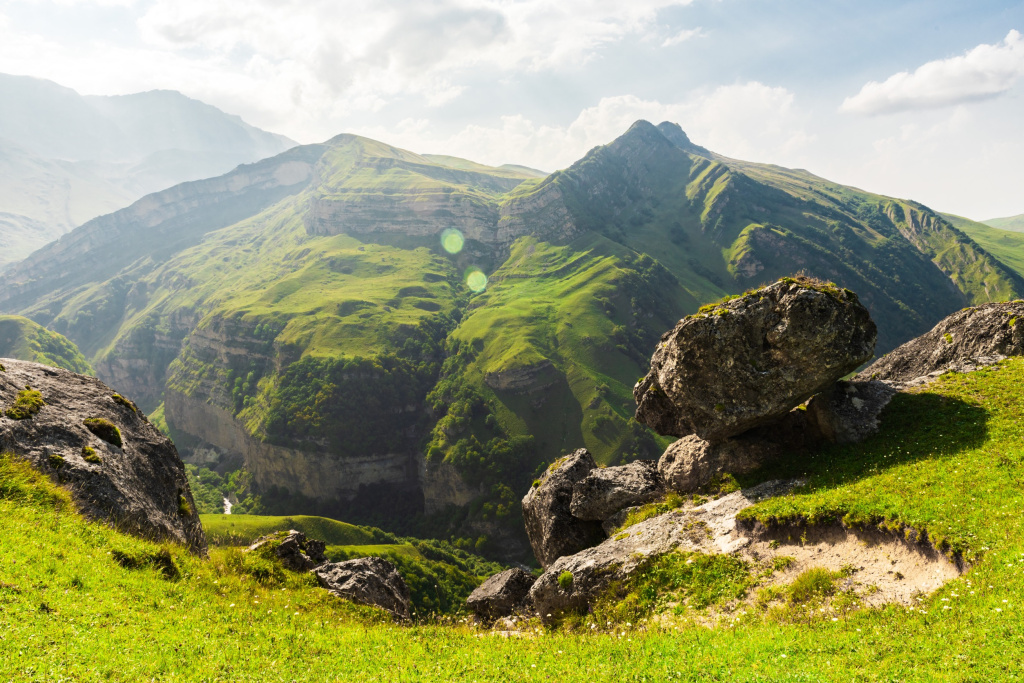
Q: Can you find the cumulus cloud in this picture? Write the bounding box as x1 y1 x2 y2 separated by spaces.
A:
358 82 813 172
842 30 1024 115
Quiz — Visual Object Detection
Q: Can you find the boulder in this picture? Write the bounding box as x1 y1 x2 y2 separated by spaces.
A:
529 479 803 619
858 301 1024 386
658 432 780 494
247 530 326 572
569 460 663 521
314 557 412 621
634 277 876 441
466 568 536 621
522 449 606 567
0 358 206 554
806 380 897 444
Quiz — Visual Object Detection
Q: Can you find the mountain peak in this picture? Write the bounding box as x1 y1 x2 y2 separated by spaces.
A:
656 121 711 157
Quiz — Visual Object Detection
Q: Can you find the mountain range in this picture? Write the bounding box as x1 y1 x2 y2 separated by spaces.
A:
1 118 1022 556
0 73 295 265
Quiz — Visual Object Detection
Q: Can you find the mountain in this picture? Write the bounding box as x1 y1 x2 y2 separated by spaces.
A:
0 315 92 374
942 214 1024 280
0 73 295 265
984 213 1024 232
0 120 1020 556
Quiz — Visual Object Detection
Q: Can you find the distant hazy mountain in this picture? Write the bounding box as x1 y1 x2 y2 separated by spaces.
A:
2 120 1021 558
0 73 295 265
984 214 1024 232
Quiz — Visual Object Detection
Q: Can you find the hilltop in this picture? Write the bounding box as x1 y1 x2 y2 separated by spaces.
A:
0 121 1021 556
0 73 295 265
984 213 1024 232
0 315 92 375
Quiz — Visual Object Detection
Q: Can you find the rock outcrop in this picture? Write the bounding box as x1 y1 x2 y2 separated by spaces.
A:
806 380 897 444
314 557 412 621
522 449 606 567
858 301 1024 386
529 479 803 618
0 358 207 554
247 530 326 572
634 277 876 441
466 568 536 621
569 460 663 521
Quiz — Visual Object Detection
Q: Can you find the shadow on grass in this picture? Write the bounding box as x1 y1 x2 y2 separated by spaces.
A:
735 391 990 491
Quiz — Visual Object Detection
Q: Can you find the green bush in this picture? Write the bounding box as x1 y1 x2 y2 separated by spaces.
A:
558 571 574 591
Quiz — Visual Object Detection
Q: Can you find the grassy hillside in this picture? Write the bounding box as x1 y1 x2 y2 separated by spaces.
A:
944 213 1024 279
4 358 1024 679
2 123 1023 554
984 213 1024 232
0 314 92 374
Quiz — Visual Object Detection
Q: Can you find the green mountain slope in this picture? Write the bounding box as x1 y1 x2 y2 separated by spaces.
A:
1 122 1022 556
984 213 1024 232
0 314 92 374
943 213 1024 279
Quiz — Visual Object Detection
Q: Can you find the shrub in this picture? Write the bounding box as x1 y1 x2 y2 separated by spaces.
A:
83 418 122 448
82 446 102 465
558 571 574 591
5 389 45 420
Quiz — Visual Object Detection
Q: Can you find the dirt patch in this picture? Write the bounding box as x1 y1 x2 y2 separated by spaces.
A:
677 482 962 608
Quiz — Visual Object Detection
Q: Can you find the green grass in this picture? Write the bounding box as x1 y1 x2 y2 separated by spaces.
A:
0 315 93 375
200 513 387 547
944 213 1024 279
3 388 45 420
984 213 1024 232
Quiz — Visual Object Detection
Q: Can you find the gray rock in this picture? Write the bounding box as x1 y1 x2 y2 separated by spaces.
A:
522 449 606 567
658 432 780 493
247 529 326 572
466 568 536 620
569 460 663 521
806 380 897 444
314 556 412 621
635 277 876 441
857 301 1024 386
529 479 804 619
0 358 206 554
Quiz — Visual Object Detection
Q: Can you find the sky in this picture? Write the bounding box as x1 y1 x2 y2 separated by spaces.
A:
1 0 1023 219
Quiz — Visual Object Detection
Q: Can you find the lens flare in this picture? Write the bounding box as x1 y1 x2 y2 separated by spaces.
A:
441 228 465 254
466 269 488 293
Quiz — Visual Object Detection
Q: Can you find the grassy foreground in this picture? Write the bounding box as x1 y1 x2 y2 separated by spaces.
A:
4 361 1024 680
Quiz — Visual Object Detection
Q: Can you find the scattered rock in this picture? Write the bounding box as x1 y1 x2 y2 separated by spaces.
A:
858 301 1024 386
634 277 876 441
528 479 803 619
806 380 897 444
466 568 536 621
522 449 606 567
0 358 206 554
247 530 326 572
569 460 663 521
658 433 780 493
314 557 412 621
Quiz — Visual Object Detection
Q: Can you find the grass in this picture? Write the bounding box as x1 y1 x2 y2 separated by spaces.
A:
200 513 387 547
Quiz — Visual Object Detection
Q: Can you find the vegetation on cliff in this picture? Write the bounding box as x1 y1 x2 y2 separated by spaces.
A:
0 315 93 375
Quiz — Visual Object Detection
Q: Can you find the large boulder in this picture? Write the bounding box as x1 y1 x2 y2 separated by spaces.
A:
634 277 876 441
247 529 326 572
466 568 535 621
314 556 412 621
806 380 897 444
529 479 803 619
522 449 606 567
858 301 1024 385
569 460 663 521
0 358 206 554
658 433 777 493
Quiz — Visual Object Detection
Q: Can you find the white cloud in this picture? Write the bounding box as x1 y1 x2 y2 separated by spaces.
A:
356 82 813 172
842 30 1024 115
661 27 704 47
